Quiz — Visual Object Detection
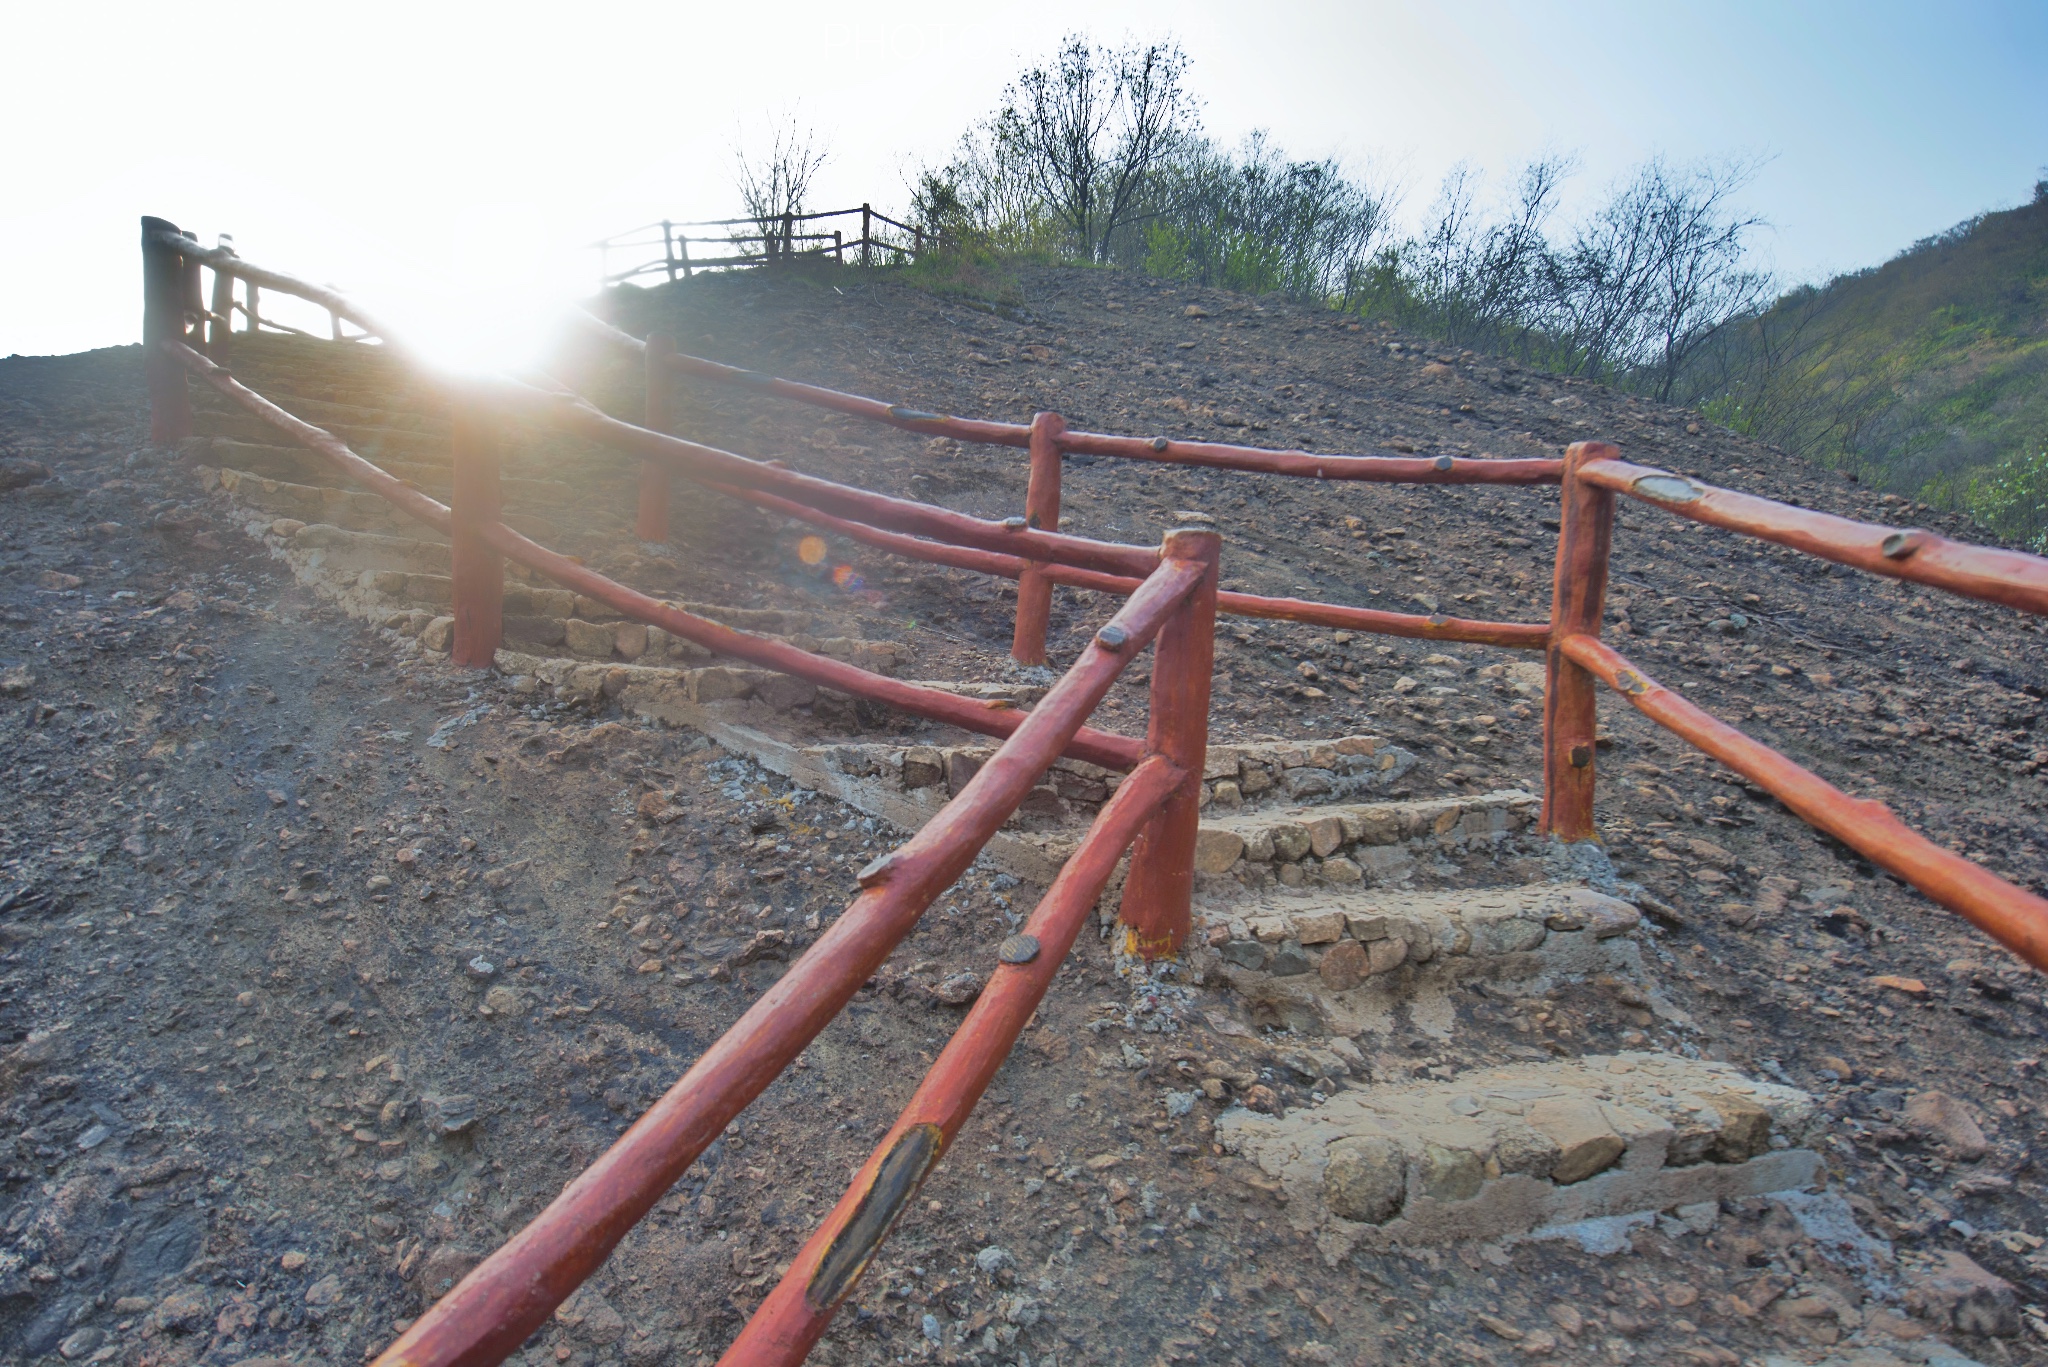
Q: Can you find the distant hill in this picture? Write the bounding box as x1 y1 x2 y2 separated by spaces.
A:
1694 182 2048 509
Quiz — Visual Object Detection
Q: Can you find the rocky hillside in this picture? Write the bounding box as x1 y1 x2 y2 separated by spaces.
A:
3 256 2048 1367
1697 184 2048 505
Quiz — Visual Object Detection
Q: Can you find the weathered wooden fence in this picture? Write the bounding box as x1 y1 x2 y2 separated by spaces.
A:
592 204 924 286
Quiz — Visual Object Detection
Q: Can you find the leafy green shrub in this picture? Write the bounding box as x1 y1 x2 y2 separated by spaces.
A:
1965 448 2048 551
1134 135 1392 304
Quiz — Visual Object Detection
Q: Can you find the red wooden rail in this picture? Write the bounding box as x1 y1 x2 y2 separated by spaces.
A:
375 547 1211 1367
1577 455 2048 618
1542 440 2048 975
579 309 1565 484
1541 442 1616 840
601 314 1555 655
1559 632 2048 971
586 315 2048 975
165 342 1146 772
146 214 2048 955
585 314 2048 961
724 751 1189 1364
164 309 1216 1367
484 373 1160 580
704 477 1551 650
138 216 2048 1367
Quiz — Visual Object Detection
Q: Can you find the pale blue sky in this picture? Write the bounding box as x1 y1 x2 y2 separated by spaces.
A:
4 0 2042 364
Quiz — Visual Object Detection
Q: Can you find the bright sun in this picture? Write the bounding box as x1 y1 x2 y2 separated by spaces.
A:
370 271 584 380
240 242 593 382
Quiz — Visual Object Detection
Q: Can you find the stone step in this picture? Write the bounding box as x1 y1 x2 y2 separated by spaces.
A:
1190 881 1656 1039
194 413 450 462
480 655 1447 889
196 363 440 411
195 387 617 454
355 462 577 508
218 467 409 534
214 473 562 544
1216 1051 1821 1255
361 575 903 659
274 521 451 576
1194 789 1539 888
673 602 849 635
186 438 575 504
209 373 434 414
193 412 625 490
216 332 414 379
1203 736 1418 809
489 651 1085 885
195 389 447 437
802 732 1417 837
390 606 909 674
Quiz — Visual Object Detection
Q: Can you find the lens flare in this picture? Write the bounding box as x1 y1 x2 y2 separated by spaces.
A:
797 535 828 565
831 564 864 591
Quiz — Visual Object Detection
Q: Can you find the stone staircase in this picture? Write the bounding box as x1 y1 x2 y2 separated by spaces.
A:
179 332 1830 1257
1166 788 1823 1251
1218 1052 1821 1261
184 333 916 675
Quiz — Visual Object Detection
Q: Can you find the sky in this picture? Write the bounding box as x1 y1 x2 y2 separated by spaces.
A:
5 0 2043 368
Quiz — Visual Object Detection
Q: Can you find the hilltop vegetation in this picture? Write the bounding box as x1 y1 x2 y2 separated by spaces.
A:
900 36 1770 405
740 33 2045 545
1681 183 2048 540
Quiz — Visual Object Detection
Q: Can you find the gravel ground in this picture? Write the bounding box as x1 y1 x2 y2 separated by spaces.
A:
2 261 2046 1367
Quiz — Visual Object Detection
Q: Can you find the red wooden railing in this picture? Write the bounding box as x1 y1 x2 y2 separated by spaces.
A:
572 311 1558 656
558 297 2048 984
137 215 2048 1367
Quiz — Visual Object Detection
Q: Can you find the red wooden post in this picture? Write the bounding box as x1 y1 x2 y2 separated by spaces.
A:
1117 524 1220 959
140 216 192 444
1540 440 1618 840
1010 411 1067 665
637 333 676 542
206 234 235 367
449 403 504 669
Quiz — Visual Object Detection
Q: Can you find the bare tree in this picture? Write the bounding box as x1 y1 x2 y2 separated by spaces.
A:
1404 157 1570 348
1640 166 1772 399
733 111 831 260
1551 158 1768 394
992 35 1199 262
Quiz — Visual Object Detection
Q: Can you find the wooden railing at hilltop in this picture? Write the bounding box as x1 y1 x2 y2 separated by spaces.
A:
592 204 924 287
138 215 2048 1367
